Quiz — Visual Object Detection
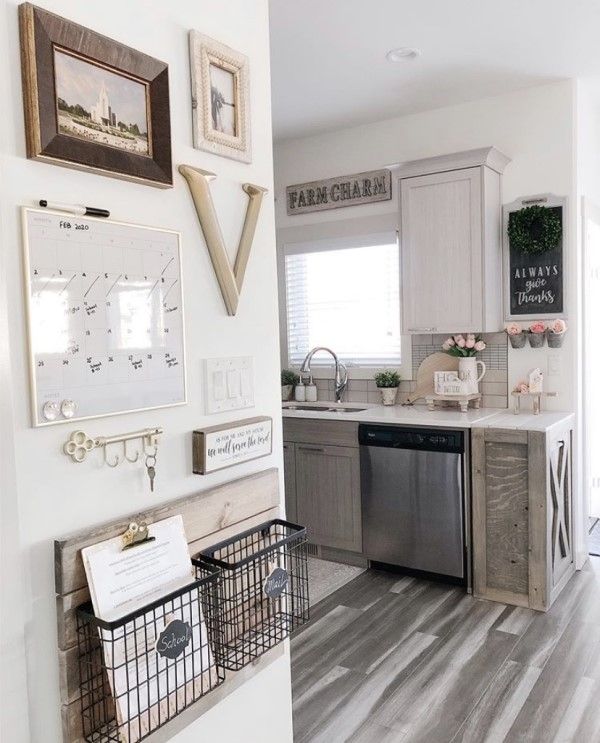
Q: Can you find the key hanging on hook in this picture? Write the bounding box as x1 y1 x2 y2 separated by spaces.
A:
145 452 157 493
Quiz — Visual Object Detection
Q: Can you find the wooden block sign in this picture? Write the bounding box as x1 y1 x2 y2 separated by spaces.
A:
193 416 272 474
286 169 392 215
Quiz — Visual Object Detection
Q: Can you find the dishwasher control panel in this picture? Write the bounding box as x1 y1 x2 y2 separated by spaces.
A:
358 425 464 453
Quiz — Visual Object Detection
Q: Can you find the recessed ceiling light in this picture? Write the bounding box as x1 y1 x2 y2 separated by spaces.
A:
386 47 420 62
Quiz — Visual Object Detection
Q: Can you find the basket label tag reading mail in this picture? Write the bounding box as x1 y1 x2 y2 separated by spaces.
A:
263 566 288 599
156 619 192 659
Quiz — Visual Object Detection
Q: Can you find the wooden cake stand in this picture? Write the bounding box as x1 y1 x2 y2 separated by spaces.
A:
425 393 482 413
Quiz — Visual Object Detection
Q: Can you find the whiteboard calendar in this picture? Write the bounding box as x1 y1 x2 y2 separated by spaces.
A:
22 208 186 427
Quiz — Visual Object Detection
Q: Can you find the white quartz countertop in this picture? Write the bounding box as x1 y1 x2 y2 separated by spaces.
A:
282 402 500 429
470 410 575 433
282 402 574 431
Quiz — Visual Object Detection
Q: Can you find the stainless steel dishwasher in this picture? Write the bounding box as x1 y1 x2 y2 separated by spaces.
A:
359 424 466 581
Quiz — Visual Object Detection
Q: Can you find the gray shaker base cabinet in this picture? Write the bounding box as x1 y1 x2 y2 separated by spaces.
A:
471 423 574 611
283 419 362 553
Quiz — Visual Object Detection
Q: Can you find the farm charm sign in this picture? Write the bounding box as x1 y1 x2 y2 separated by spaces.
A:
286 169 392 215
193 416 272 474
503 194 566 321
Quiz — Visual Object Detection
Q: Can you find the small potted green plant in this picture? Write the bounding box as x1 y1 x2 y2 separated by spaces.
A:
281 369 299 401
374 369 401 406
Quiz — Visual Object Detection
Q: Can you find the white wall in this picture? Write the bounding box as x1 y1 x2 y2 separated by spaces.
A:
274 82 577 409
0 1 292 741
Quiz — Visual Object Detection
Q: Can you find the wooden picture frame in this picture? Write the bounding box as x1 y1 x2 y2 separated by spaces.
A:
189 31 251 163
193 417 272 474
503 193 567 321
19 3 172 187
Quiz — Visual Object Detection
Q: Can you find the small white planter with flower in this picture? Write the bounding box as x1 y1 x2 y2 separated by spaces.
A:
374 369 401 406
442 334 487 394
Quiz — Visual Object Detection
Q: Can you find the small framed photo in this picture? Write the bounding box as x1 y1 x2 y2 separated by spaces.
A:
189 31 251 163
19 3 172 187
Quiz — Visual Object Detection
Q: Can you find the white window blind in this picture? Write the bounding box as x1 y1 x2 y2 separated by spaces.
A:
284 234 401 367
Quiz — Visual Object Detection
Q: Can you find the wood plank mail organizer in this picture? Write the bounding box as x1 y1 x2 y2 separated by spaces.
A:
55 468 281 743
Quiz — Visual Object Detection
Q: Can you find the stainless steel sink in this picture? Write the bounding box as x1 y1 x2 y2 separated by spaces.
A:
284 404 367 413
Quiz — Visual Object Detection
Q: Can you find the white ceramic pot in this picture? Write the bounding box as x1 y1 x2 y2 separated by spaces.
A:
458 357 486 394
380 387 398 406
281 385 293 402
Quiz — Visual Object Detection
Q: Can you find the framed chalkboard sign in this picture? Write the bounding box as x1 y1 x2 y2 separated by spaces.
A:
503 194 567 321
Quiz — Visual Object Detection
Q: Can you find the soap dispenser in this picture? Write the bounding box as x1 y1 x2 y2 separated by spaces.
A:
294 379 306 402
305 375 317 402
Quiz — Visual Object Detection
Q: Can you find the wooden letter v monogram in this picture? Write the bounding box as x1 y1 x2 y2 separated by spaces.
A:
179 164 268 316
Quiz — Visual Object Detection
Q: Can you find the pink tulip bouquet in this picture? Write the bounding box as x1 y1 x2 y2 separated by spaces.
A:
442 334 486 357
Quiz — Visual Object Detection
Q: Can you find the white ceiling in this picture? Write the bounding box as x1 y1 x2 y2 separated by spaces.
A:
269 0 600 142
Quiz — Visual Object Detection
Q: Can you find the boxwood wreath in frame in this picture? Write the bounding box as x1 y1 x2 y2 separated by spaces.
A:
508 204 562 255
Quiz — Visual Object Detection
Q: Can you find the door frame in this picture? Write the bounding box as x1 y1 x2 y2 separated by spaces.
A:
582 198 600 539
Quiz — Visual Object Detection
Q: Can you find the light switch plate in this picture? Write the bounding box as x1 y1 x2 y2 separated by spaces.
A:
548 353 561 377
204 357 254 414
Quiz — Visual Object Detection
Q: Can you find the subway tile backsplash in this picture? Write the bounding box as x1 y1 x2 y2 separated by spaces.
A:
312 332 509 409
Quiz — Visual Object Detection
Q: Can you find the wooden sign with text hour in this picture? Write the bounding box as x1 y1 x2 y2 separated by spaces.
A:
193 416 272 474
22 207 186 426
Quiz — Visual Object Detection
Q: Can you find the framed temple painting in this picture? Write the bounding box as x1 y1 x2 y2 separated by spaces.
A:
19 3 172 187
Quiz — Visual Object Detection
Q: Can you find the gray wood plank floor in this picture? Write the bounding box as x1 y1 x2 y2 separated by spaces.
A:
291 559 600 743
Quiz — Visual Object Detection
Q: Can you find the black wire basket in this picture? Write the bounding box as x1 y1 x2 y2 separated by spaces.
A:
76 564 225 743
194 519 309 671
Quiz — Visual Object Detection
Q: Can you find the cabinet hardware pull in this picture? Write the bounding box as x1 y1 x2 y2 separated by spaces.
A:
298 445 325 452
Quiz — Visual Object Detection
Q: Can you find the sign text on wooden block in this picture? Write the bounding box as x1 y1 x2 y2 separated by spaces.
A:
193 416 272 474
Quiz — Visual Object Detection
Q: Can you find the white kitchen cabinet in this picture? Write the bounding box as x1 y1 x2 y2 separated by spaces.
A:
399 147 510 334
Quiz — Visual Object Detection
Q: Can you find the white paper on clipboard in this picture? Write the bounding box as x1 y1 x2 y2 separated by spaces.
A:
81 516 215 742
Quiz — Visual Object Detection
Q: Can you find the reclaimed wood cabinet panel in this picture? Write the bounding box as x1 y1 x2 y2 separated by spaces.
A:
295 443 362 553
283 442 297 523
472 423 574 611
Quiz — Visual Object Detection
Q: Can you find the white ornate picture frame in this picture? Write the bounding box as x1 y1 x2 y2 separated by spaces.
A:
189 31 251 163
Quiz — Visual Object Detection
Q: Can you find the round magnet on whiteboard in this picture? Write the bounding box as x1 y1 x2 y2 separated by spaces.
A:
61 399 77 419
42 401 60 421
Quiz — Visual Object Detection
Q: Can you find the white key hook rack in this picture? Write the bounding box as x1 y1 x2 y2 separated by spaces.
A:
63 427 163 465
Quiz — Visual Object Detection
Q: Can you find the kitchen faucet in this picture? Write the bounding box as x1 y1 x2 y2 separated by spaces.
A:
300 347 348 403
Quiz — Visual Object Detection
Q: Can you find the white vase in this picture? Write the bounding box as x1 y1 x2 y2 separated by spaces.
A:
458 357 486 394
380 387 398 406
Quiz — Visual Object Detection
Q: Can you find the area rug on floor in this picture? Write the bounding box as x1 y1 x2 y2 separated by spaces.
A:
308 557 365 605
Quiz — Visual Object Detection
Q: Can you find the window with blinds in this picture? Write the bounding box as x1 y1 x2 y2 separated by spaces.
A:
283 237 401 368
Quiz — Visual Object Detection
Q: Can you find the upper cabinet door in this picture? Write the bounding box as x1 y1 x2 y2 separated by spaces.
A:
401 167 484 334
